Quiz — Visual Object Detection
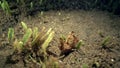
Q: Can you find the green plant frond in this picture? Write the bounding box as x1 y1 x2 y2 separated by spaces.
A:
40 11 44 15
17 41 23 52
41 62 46 68
16 0 19 3
13 39 19 50
21 21 28 30
39 0 43 5
82 64 88 68
76 40 84 49
53 61 59 68
101 36 110 46
41 28 52 40
30 2 33 9
13 40 23 53
46 28 52 35
60 34 66 41
1 2 5 11
42 31 54 54
5 3 10 14
22 28 32 45
0 0 11 14
33 27 38 38
8 28 14 42
4 0 9 8
32 27 45 45
29 55 41 65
